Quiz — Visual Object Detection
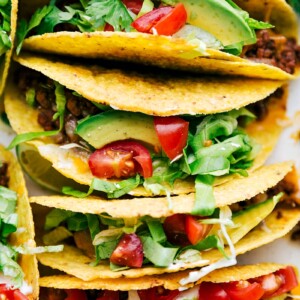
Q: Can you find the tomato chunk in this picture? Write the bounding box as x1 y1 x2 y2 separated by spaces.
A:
96 290 119 300
122 0 143 14
0 285 29 300
132 4 187 36
262 266 298 298
65 290 87 300
222 281 264 300
185 215 212 245
199 282 231 300
154 116 189 160
110 233 144 268
138 287 179 300
88 140 153 179
152 3 187 36
163 214 190 246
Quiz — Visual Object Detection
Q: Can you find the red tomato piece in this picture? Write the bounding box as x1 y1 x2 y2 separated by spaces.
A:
199 282 231 300
13 290 30 300
88 140 153 179
132 6 173 33
185 215 212 245
222 281 264 300
122 0 143 14
163 214 190 246
154 116 189 160
104 23 114 31
0 285 29 300
110 233 144 268
96 290 119 300
138 287 179 300
65 290 87 300
152 3 187 36
262 266 298 298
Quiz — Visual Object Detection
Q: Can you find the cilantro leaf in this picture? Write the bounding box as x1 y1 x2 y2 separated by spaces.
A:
86 0 133 32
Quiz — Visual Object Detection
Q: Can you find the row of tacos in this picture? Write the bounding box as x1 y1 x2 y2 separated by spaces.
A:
1 0 300 298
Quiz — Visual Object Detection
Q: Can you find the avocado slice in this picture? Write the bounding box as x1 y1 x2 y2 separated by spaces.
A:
76 111 160 150
227 193 282 244
163 0 255 46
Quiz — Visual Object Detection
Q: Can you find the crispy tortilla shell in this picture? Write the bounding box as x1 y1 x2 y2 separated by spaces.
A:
4 64 287 195
21 0 298 80
30 161 294 218
35 207 300 280
0 0 18 97
0 145 39 300
39 263 288 291
13 53 285 116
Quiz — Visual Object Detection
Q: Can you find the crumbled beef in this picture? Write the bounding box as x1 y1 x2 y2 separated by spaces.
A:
0 162 9 187
243 30 300 74
73 229 95 259
247 87 283 121
231 170 299 213
17 69 101 145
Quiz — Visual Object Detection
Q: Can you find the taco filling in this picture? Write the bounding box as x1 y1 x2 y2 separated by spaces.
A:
0 0 11 60
39 169 299 272
11 67 287 214
17 0 300 74
0 157 33 298
41 265 299 300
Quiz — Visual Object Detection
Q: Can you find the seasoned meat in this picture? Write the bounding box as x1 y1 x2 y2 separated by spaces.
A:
16 68 102 145
73 229 95 259
0 162 9 187
243 30 300 74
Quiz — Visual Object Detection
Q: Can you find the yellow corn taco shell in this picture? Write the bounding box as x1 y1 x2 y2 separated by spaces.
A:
39 263 292 291
4 53 288 196
20 0 299 80
0 145 39 299
0 0 18 97
30 161 300 280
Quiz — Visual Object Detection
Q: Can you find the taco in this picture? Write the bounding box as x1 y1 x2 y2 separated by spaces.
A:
0 0 17 97
0 145 39 299
4 53 287 213
29 162 300 281
38 263 299 300
17 0 300 80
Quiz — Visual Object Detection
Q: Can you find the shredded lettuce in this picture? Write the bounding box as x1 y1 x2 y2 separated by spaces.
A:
0 1 11 56
63 174 141 198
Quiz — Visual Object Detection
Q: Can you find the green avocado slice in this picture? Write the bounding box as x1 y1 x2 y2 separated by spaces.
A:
163 0 255 46
227 193 282 244
75 110 160 150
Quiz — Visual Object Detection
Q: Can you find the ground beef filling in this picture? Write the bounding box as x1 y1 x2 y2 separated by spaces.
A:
230 173 299 213
243 30 300 74
0 162 9 187
17 69 101 145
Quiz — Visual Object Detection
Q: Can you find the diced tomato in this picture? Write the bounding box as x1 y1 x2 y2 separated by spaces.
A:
185 215 212 245
154 116 189 160
122 0 143 14
65 290 87 300
261 266 298 298
222 281 264 300
138 287 179 300
13 290 30 300
152 4 187 36
88 140 153 179
132 4 187 36
0 285 29 300
104 23 114 31
96 290 119 300
163 214 190 246
199 282 231 300
110 233 144 268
